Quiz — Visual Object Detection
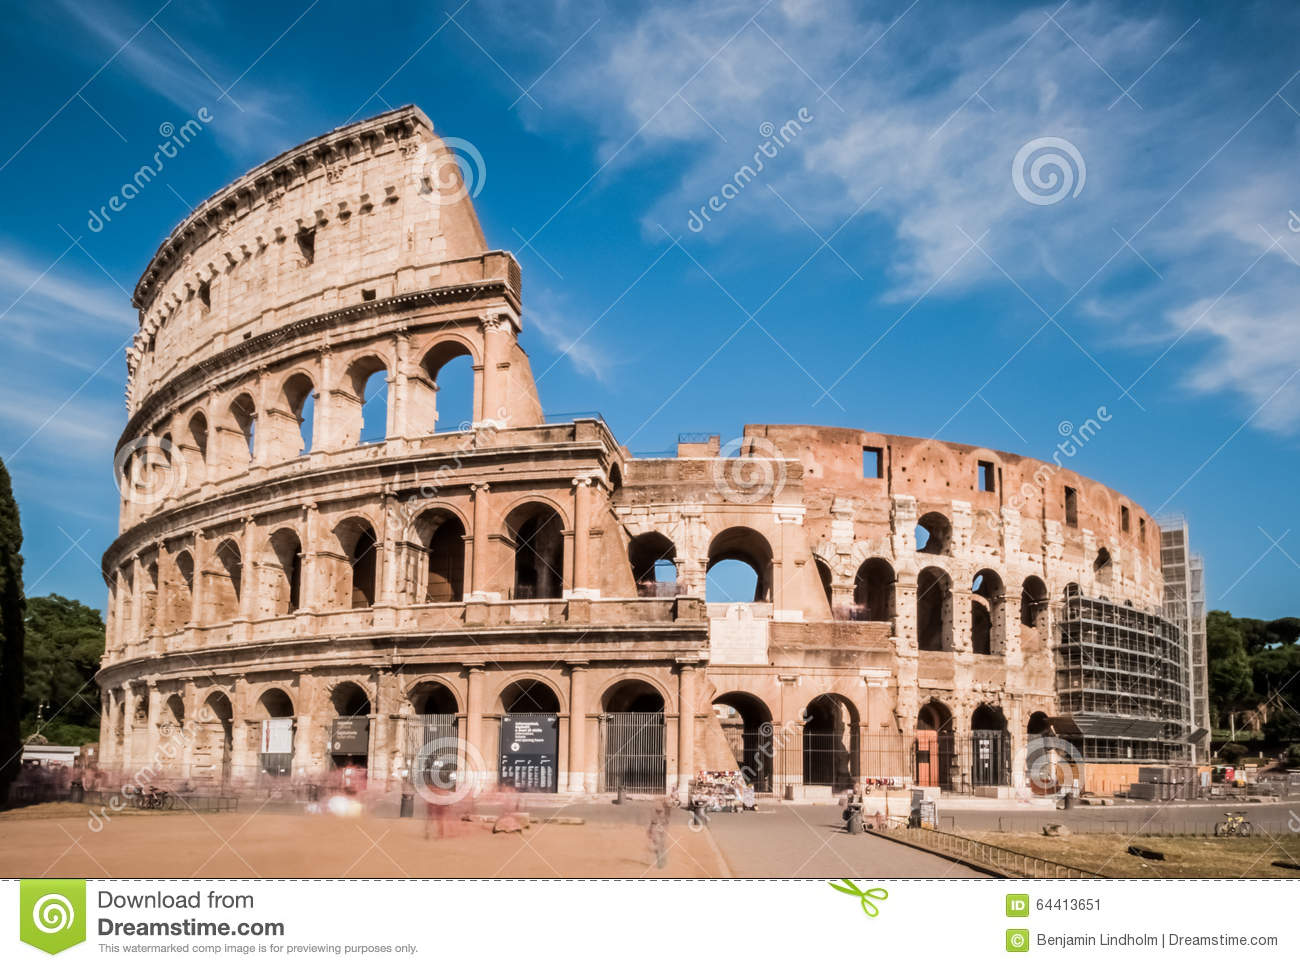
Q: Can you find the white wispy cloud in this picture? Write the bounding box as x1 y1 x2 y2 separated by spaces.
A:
500 0 1300 430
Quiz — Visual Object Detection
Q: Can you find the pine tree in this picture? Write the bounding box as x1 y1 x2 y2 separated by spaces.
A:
0 457 24 805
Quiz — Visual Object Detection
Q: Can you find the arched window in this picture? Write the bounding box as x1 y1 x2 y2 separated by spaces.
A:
706 527 773 603
424 517 465 603
712 692 774 792
916 566 951 651
229 393 256 464
816 558 834 613
340 356 389 447
188 411 208 465
210 538 242 620
164 549 194 633
971 569 1004 655
268 528 303 615
915 512 952 555
802 694 859 791
331 518 379 608
970 704 1011 787
282 373 315 456
507 503 564 599
1094 547 1113 586
421 342 475 432
915 700 955 788
853 557 894 621
629 532 678 598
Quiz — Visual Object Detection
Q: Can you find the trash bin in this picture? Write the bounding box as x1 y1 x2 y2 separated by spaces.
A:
1062 792 1074 809
70 780 84 804
400 793 414 818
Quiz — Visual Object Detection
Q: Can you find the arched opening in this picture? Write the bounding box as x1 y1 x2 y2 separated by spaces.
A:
629 532 679 598
1027 710 1051 736
256 688 295 776
1025 710 1063 794
209 538 242 622
340 355 389 447
332 518 378 609
330 682 371 769
916 566 952 651
268 528 303 615
507 502 564 600
197 691 233 784
970 569 1004 655
601 680 667 794
853 557 894 621
141 558 159 635
187 411 209 478
712 692 774 792
801 694 859 792
228 393 256 466
970 704 1011 787
162 549 193 633
1020 576 1049 652
424 517 465 603
706 527 773 603
422 342 475 432
406 681 460 796
282 373 316 457
915 700 954 789
915 511 952 555
1094 547 1113 587
498 679 561 793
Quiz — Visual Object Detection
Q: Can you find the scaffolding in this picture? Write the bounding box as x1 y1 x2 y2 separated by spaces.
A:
1159 517 1211 761
1054 589 1193 763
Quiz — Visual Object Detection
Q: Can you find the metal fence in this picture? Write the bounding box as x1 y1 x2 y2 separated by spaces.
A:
405 714 458 793
601 712 667 794
879 819 1105 878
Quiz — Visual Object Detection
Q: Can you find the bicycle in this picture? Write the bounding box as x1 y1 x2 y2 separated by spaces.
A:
1214 811 1253 837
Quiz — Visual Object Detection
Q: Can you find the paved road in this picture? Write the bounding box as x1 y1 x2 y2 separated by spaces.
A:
703 804 988 878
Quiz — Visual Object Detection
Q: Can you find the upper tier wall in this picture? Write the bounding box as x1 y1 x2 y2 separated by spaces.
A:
126 105 496 413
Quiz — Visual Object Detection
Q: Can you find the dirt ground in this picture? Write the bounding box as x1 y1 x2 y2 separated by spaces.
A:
974 831 1300 878
0 802 725 878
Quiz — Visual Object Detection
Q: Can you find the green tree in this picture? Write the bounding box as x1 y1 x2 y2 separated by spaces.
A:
0 458 24 805
1206 610 1254 721
20 595 105 747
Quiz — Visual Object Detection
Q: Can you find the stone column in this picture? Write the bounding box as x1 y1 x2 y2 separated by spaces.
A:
469 483 491 599
566 662 588 794
571 476 593 598
230 676 252 782
464 665 485 787
181 680 198 779
299 504 317 612
478 313 512 427
144 680 161 765
189 530 205 627
677 663 697 793
129 555 144 648
390 331 409 439
293 673 315 778
315 350 334 454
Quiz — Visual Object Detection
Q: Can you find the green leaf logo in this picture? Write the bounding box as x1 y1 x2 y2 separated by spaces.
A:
20 880 86 954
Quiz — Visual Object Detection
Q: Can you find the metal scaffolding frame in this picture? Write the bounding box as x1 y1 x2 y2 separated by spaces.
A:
1159 517 1211 760
1054 589 1194 763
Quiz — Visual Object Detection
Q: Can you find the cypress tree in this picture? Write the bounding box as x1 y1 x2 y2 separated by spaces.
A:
0 457 24 806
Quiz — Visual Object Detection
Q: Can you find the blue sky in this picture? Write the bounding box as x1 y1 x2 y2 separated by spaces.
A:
1 0 1297 618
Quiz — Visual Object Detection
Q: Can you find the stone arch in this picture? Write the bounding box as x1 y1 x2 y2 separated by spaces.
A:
410 507 467 604
914 699 954 788
225 392 257 469
340 352 391 447
331 516 379 609
162 547 194 633
1094 547 1114 589
1020 575 1049 652
208 537 242 622
330 680 373 717
256 687 295 718
915 511 952 555
505 500 565 600
600 676 670 714
497 676 564 714
185 409 209 479
196 690 234 783
801 693 859 791
970 703 1011 787
418 339 478 433
269 370 316 459
713 691 775 792
706 526 773 603
408 678 461 715
629 531 678 595
916 565 952 651
853 557 895 621
970 568 1004 655
266 527 304 615
815 555 834 612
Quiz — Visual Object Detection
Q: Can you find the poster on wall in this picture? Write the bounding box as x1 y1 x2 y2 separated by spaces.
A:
331 716 370 755
498 714 558 792
261 717 294 754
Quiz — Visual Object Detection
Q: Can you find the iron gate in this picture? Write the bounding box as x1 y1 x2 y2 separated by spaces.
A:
970 729 1011 787
405 714 459 795
724 728 774 793
802 731 859 790
601 712 666 794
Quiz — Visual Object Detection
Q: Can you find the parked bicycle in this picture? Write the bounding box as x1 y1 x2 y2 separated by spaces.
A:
1214 811 1253 837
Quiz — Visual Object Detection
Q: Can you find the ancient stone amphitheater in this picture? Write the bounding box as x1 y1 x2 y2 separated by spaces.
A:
98 106 1193 801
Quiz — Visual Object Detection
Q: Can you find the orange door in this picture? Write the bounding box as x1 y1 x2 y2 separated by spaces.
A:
915 730 938 786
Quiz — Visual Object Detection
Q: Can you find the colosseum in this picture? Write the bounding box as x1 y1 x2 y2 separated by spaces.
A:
97 105 1197 802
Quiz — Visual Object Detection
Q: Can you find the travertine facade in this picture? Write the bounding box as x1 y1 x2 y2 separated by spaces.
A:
98 106 1169 798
